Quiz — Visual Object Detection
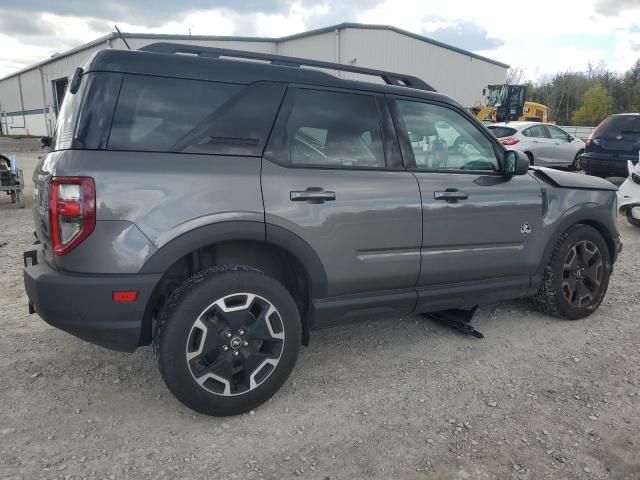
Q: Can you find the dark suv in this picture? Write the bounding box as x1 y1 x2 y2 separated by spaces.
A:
24 44 621 416
581 113 640 177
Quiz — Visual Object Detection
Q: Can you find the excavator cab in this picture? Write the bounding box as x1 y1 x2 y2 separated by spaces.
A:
486 84 527 122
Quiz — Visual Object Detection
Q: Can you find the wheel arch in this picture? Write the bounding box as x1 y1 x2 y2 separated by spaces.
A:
137 221 327 346
535 208 619 280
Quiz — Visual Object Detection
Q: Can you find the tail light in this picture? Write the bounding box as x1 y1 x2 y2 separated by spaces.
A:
49 177 96 256
586 118 609 148
500 137 520 146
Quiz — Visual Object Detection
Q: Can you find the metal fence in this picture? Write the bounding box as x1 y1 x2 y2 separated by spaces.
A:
558 126 595 141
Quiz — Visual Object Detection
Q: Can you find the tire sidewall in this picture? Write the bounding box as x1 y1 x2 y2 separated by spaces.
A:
156 267 301 416
549 226 611 319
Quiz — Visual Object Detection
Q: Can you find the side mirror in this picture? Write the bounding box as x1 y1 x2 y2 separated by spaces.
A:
567 135 574 142
40 136 52 149
504 150 529 176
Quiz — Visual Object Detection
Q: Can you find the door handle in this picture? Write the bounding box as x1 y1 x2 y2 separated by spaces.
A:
434 190 468 202
290 188 336 203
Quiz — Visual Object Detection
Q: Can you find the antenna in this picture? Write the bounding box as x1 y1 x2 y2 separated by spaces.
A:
114 25 131 50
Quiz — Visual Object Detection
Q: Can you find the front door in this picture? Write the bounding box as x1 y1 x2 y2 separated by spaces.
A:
389 97 544 297
262 87 422 325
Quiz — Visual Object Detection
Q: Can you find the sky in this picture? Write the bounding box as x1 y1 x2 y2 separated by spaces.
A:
0 0 638 81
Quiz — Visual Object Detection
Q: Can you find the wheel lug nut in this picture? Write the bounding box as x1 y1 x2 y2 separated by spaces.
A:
233 350 240 357
225 332 232 338
238 329 245 335
222 345 229 351
243 340 249 347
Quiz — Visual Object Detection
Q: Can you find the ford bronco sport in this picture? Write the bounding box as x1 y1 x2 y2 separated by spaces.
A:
24 44 621 416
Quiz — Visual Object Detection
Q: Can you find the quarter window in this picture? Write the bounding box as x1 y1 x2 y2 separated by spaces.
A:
284 89 385 168
396 100 500 172
108 75 241 152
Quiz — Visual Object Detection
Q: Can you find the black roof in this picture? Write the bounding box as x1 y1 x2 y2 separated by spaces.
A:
85 46 458 106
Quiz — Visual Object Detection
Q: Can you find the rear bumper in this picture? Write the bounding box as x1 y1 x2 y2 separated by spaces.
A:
23 250 161 352
580 153 637 177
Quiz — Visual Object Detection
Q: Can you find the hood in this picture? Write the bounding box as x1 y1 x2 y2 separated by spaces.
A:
530 167 618 191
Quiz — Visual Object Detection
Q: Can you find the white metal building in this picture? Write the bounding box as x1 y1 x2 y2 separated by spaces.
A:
0 23 508 137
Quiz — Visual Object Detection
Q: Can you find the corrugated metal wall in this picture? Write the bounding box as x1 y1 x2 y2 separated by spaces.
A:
0 27 507 137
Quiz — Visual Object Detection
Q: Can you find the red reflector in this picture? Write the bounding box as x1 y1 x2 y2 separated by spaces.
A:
112 291 138 303
500 137 520 146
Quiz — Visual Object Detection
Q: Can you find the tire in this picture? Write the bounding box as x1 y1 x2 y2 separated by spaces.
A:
16 190 25 208
525 152 534 166
154 266 301 416
570 150 583 171
534 225 611 320
626 209 640 227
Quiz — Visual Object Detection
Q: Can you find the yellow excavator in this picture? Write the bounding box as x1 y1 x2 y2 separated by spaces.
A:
472 84 549 123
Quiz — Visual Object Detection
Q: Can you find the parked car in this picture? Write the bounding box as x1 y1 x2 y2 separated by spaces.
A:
581 113 640 178
23 44 621 416
488 122 585 170
617 160 640 227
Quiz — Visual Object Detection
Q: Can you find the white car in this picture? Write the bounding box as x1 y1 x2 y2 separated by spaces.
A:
487 122 585 170
617 160 640 227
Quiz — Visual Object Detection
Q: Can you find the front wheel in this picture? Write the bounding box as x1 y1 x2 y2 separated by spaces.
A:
154 266 301 416
534 225 611 320
627 209 640 227
570 150 583 171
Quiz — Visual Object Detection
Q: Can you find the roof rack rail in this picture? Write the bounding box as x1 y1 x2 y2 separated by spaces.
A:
139 42 435 92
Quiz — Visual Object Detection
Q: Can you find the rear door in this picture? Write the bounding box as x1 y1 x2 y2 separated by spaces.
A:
262 86 422 324
522 124 553 164
389 97 544 296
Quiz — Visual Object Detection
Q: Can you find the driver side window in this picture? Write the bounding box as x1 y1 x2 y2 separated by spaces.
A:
396 100 500 172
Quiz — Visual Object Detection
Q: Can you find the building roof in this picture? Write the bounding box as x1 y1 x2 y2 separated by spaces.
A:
0 22 509 82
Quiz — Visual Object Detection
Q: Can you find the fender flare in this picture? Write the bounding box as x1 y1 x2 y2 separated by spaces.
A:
138 220 328 298
535 204 619 277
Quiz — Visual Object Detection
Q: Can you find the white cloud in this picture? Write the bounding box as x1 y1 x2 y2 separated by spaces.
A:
1 0 639 80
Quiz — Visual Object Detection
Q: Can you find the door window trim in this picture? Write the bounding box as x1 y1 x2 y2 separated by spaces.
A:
387 95 506 175
263 84 404 172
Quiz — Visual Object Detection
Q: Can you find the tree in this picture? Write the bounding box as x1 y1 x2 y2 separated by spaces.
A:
506 66 525 85
571 85 613 126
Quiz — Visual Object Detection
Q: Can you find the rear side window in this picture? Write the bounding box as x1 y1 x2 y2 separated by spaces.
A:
487 126 517 138
598 115 640 137
523 125 548 138
107 75 286 155
271 88 385 168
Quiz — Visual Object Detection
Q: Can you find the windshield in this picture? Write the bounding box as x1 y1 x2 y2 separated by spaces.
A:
486 86 505 107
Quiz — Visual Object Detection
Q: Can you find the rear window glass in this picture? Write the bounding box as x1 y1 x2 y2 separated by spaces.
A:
108 75 241 152
52 82 85 151
487 126 517 138
598 115 640 137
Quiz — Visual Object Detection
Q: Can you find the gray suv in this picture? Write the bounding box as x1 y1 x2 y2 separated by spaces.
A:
24 44 621 416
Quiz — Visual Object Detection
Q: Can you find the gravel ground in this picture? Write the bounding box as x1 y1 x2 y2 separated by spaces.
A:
1 138 639 480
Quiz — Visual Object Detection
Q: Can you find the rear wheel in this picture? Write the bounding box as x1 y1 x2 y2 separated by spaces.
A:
154 266 301 416
534 225 611 320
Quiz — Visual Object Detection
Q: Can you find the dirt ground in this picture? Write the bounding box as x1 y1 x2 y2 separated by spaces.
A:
1 138 639 480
